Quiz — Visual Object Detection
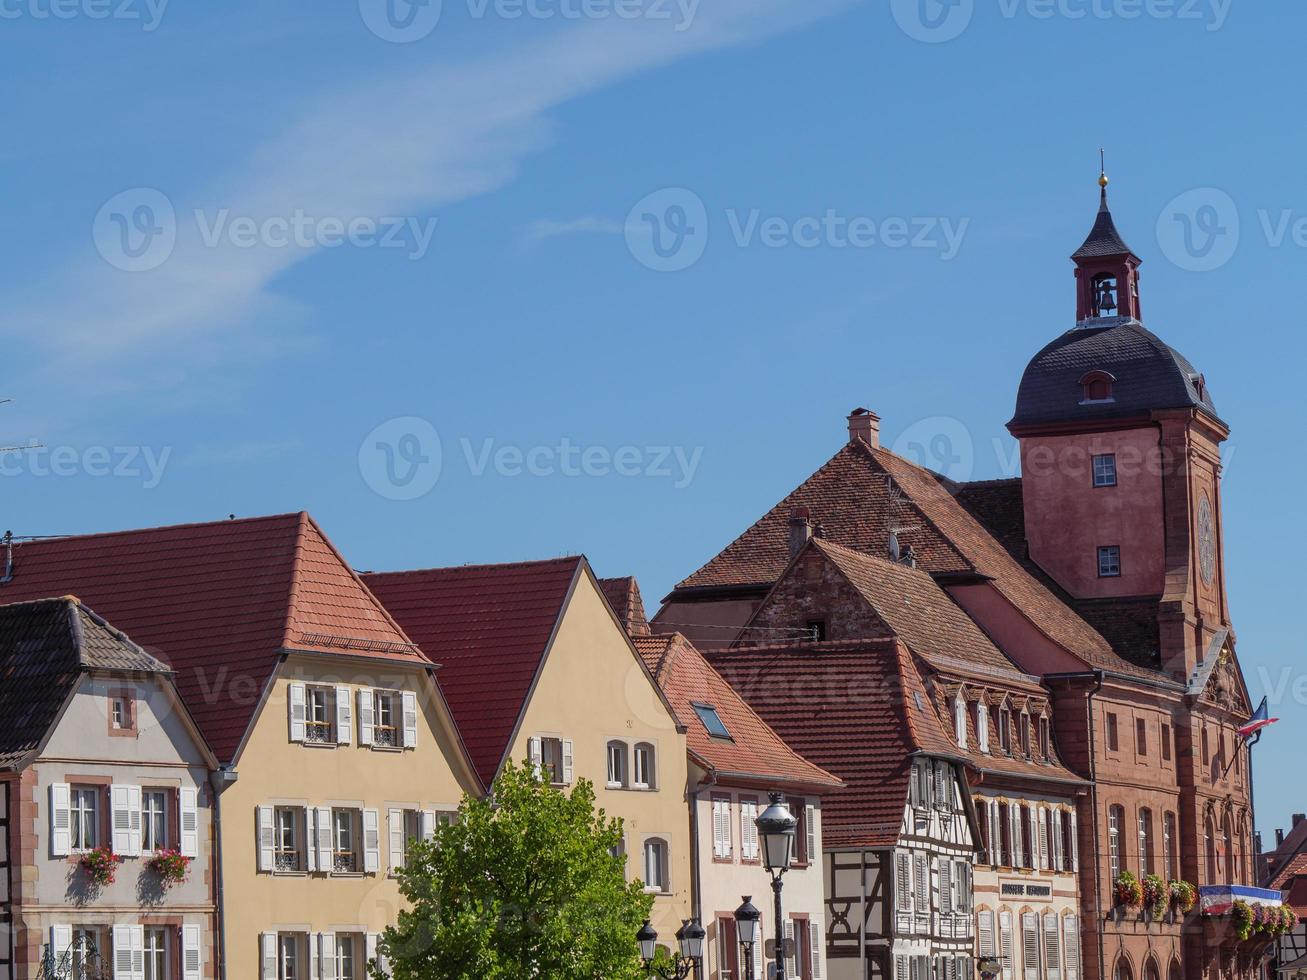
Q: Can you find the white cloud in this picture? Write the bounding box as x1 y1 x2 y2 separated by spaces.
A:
1 0 855 385
522 216 624 246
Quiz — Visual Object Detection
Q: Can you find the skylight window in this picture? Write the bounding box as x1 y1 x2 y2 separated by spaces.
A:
691 702 732 741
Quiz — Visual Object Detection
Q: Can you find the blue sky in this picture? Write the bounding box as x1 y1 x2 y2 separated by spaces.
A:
2 0 1303 836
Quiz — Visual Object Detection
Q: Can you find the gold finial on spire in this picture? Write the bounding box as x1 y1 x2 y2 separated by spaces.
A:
1099 148 1109 188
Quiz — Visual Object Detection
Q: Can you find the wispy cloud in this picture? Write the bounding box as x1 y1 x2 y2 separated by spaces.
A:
521 216 624 247
1 0 855 387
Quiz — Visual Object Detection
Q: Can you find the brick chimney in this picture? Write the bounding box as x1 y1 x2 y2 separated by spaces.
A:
848 408 880 448
1276 829 1285 847
1294 813 1306 828
788 506 813 558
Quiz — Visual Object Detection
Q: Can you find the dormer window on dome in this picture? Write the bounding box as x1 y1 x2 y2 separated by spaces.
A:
1080 370 1115 404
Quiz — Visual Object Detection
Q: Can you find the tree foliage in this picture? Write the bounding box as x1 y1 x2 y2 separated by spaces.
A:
375 760 654 979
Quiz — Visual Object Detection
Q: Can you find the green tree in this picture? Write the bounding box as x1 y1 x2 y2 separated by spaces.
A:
374 760 654 979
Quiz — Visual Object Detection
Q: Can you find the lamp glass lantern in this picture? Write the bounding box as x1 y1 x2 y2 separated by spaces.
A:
637 920 658 962
735 897 761 947
757 794 798 873
676 920 705 962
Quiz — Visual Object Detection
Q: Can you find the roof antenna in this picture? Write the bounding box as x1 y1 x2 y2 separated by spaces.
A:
1 531 12 585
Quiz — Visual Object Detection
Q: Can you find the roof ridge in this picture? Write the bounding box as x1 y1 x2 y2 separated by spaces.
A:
10 512 304 547
364 555 585 578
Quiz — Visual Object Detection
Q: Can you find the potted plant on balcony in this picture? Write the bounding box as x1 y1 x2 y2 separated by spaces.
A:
1142 874 1167 922
1281 907 1299 935
1168 879 1197 916
78 846 121 887
145 848 192 889
1232 899 1254 941
1114 871 1144 911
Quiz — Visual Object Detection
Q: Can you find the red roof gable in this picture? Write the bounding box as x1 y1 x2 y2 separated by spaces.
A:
0 513 425 762
633 632 841 792
363 558 583 787
598 577 651 636
705 638 958 849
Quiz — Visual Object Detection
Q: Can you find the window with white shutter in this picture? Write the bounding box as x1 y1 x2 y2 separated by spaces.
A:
810 918 823 979
1070 811 1079 870
288 682 306 743
561 739 574 784
896 852 911 912
111 784 134 856
319 933 337 980
740 799 759 861
257 805 275 871
1063 915 1079 980
401 690 418 748
315 807 333 873
712 798 732 860
989 802 1001 866
388 808 406 873
896 955 908 980
1052 810 1064 871
335 686 353 745
1038 807 1049 870
934 763 949 809
784 921 796 977
979 910 995 957
1010 803 1023 867
955 697 968 748
363 808 381 873
1021 912 1040 980
260 933 277 980
977 701 990 752
939 858 952 913
357 688 375 746
999 912 1014 980
179 786 199 858
181 924 202 980
914 853 929 913
806 804 817 863
1043 912 1061 980
50 782 72 856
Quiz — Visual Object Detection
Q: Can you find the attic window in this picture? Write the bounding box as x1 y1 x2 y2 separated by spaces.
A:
691 702 732 741
1080 370 1116 404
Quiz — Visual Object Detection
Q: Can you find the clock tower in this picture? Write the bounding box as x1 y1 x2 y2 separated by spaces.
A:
1006 169 1232 683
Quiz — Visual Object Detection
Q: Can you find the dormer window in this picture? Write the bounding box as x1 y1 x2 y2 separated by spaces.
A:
1080 370 1116 404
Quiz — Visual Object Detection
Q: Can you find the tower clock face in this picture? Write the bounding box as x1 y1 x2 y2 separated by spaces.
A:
1198 496 1216 585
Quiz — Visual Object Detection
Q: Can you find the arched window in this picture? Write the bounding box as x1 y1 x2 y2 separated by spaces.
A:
1221 813 1233 881
1138 809 1153 876
1168 960 1182 980
1144 959 1162 980
1080 370 1116 404
1109 805 1124 878
1201 727 1210 767
642 838 669 893
633 742 657 790
1115 955 1134 980
1163 813 1177 882
1205 813 1217 882
606 740 628 789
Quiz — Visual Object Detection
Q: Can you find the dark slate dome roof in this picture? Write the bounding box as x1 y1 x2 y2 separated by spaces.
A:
1009 317 1221 428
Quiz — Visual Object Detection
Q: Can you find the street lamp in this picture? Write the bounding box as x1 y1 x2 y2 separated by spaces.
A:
637 919 704 978
736 896 762 978
757 793 798 980
978 956 1003 980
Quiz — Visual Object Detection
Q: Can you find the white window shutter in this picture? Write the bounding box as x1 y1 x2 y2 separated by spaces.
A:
979 910 995 957
320 933 337 980
132 924 146 980
939 859 952 913
49 782 72 856
388 809 406 872
1070 811 1079 870
1010 803 1023 866
810 918 823 978
1044 912 1061 980
562 739 574 784
357 688 375 746
806 804 817 862
113 924 133 979
111 784 133 855
1021 912 1040 980
315 807 333 872
181 924 202 980
527 736 543 777
363 808 381 873
288 682 306 742
1052 810 1064 871
1038 808 1049 870
180 786 199 858
421 810 436 842
999 912 1014 980
366 934 380 974
257 805 274 871
401 691 418 748
336 686 353 744
914 854 928 912
260 933 277 980
784 921 796 976
309 933 320 980
50 924 72 965
128 784 143 856
1064 916 1080 980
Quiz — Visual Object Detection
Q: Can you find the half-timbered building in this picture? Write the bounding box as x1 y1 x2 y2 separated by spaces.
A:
705 638 977 980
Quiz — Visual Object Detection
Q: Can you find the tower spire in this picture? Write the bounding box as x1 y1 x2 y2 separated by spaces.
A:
1071 154 1142 323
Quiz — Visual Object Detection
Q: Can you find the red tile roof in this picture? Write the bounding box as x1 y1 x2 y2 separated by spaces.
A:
674 439 1150 678
705 638 958 849
0 513 425 761
633 632 841 792
598 577 651 636
363 558 584 787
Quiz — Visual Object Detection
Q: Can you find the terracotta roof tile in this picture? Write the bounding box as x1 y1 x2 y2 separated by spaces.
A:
0 514 423 762
598 577 651 636
364 558 583 787
633 632 841 791
705 638 957 849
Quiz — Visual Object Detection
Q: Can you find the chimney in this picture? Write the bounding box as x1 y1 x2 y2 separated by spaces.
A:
847 408 880 448
1276 829 1285 847
1255 831 1264 856
1294 813 1306 828
788 507 813 557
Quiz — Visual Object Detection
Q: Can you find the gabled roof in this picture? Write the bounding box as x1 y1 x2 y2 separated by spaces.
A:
705 638 958 849
598 577 651 636
0 513 426 762
672 438 1152 679
632 631 841 792
0 597 178 769
363 557 584 787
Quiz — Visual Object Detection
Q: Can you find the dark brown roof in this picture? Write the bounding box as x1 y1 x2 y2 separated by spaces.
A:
0 514 425 762
364 558 584 787
598 577 651 636
1072 190 1137 260
0 597 172 769
634 632 841 791
706 638 958 849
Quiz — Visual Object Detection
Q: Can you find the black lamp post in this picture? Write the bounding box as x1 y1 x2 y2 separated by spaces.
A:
757 793 798 980
736 896 762 978
637 918 704 978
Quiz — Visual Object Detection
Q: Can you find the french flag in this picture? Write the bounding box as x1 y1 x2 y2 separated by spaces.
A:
1237 696 1279 740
